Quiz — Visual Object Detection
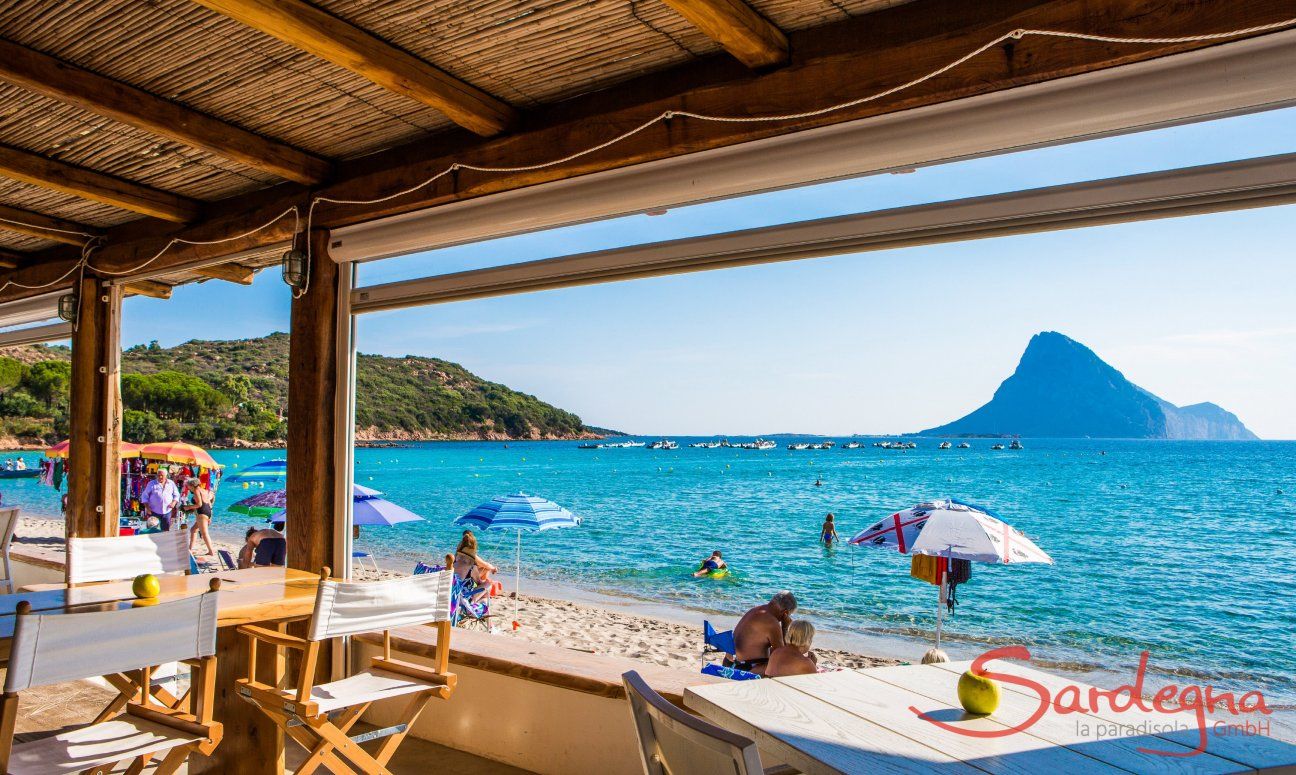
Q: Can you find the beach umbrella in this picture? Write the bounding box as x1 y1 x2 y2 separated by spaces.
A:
45 440 142 459
850 498 1052 647
138 441 221 469
266 486 424 527
455 493 581 599
224 458 287 485
229 488 287 519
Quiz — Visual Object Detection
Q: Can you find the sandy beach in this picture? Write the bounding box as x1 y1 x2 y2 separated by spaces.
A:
12 514 899 673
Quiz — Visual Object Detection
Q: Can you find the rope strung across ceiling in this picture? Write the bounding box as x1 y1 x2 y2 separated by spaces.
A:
0 18 1293 298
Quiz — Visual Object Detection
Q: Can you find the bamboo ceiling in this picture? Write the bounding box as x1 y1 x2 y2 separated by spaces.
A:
0 0 908 296
0 0 1288 302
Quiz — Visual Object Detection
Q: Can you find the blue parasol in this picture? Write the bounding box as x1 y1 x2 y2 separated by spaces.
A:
454 493 581 598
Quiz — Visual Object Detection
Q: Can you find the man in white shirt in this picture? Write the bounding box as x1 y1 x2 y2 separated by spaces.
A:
140 468 180 531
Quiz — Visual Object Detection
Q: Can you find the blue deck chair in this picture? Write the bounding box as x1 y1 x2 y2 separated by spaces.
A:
217 549 237 571
450 573 493 630
702 620 736 665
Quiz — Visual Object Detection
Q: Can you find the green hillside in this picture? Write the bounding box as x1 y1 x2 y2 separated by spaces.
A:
0 333 597 446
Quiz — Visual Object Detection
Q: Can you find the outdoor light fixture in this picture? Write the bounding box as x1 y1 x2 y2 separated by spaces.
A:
57 292 78 324
281 247 308 290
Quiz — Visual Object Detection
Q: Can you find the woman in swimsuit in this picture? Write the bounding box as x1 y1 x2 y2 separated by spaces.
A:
453 530 498 602
820 513 840 547
184 476 216 556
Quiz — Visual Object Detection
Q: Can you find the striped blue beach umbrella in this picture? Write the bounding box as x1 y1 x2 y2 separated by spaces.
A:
455 493 581 598
224 458 287 485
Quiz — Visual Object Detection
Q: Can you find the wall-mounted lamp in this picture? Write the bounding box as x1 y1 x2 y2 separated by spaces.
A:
57 292 78 324
281 247 309 290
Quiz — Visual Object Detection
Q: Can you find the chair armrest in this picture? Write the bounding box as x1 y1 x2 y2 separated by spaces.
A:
238 624 310 650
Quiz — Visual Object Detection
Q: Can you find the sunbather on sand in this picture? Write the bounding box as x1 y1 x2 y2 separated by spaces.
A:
453 530 498 602
726 590 797 675
766 620 819 677
692 551 727 577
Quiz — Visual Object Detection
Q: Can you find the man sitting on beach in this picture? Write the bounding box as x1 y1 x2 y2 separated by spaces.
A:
766 620 819 677
727 590 797 675
238 526 286 568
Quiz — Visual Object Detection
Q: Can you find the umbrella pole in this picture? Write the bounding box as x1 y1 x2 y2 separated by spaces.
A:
515 529 522 600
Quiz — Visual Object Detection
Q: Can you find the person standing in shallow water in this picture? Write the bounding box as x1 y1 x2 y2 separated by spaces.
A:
820 513 840 547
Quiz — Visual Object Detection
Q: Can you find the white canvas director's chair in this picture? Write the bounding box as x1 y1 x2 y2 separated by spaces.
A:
0 580 223 775
237 567 457 775
63 529 196 719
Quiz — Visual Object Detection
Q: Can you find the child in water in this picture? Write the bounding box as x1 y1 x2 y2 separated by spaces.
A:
693 551 727 577
820 513 840 546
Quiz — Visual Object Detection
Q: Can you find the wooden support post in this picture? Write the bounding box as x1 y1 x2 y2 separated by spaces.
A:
286 230 342 574
66 277 122 546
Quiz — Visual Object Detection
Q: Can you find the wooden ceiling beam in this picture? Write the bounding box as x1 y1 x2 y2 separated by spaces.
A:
196 262 257 284
123 280 172 299
3 0 1292 302
0 144 201 223
660 0 788 68
188 0 517 136
0 250 22 270
0 203 99 246
0 39 331 185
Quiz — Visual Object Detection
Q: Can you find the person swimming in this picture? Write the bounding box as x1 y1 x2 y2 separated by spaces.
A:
820 513 840 546
692 550 727 577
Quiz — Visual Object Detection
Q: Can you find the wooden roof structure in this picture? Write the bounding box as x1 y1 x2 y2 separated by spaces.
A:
0 0 1291 301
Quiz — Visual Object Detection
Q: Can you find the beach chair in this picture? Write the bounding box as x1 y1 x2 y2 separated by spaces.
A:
702 620 736 666
0 506 18 595
701 663 762 681
352 550 379 577
450 572 493 631
0 581 224 774
622 671 795 775
218 548 238 571
66 529 191 586
236 567 457 774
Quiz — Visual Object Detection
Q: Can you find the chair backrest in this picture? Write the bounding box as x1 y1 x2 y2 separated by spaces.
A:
4 589 219 692
0 507 19 555
413 561 442 575
308 570 453 641
66 530 191 584
703 620 735 655
218 549 237 571
622 671 763 775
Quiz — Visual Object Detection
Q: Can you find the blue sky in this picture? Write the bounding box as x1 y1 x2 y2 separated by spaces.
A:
122 107 1296 438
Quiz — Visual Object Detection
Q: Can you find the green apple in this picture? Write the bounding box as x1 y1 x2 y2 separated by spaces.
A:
957 669 1000 715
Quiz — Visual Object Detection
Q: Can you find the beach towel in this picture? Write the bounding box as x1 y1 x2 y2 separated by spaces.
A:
701 663 761 681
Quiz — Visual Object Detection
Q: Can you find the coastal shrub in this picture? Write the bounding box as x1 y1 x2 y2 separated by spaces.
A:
122 371 230 422
24 361 70 408
0 389 47 419
0 357 25 395
123 409 165 442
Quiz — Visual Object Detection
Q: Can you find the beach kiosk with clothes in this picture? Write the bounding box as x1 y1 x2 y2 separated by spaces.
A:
0 1 1294 772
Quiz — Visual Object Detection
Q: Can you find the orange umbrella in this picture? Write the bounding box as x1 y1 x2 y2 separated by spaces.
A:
138 441 222 469
45 440 143 459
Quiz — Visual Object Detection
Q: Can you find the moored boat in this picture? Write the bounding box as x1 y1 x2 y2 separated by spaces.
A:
648 439 678 450
938 441 952 449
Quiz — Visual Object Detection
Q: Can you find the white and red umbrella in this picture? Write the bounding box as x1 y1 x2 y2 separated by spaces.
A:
850 499 1052 647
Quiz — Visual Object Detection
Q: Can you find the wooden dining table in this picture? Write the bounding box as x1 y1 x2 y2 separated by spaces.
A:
685 660 1296 774
2 566 324 775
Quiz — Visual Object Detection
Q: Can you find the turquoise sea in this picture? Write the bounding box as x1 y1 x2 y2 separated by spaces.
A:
5 437 1293 705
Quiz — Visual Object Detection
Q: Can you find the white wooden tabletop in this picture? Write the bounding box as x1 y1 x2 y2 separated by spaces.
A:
684 660 1296 774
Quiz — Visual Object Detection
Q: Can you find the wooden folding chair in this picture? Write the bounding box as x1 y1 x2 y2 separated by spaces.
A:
622 671 797 775
64 530 196 718
237 567 457 775
0 580 223 775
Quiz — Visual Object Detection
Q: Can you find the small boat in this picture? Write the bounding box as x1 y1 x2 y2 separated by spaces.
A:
821 440 836 449
787 443 810 450
906 442 918 449
843 441 862 449
648 439 678 450
0 468 39 479
957 442 971 449
1009 439 1024 450
578 443 601 449
990 443 1006 450
938 441 952 450
754 439 776 451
